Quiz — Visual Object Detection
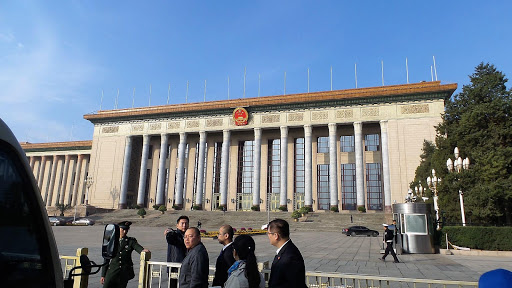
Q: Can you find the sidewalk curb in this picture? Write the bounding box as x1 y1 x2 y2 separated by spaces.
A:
441 249 512 257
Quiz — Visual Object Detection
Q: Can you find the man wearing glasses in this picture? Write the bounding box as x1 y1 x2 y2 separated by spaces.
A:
267 219 307 288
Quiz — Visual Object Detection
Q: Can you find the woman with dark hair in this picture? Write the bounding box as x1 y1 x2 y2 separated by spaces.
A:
223 235 265 288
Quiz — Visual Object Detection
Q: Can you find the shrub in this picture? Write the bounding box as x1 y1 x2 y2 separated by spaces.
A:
291 211 301 219
278 205 288 212
158 205 167 214
330 206 339 212
357 206 366 213
152 204 160 210
137 208 147 218
172 205 181 210
192 205 202 210
299 207 311 215
55 203 71 216
251 205 260 211
440 226 512 251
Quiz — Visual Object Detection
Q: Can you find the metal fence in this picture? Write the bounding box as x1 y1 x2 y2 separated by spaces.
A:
61 250 478 288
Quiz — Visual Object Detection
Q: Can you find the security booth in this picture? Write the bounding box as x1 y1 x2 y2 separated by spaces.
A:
392 203 435 254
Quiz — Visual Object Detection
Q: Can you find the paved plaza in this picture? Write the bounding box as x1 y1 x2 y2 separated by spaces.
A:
53 226 512 288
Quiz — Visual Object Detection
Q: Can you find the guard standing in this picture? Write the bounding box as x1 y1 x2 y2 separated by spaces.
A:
101 221 150 288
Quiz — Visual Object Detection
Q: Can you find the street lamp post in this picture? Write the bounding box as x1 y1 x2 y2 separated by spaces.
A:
447 147 470 226
85 176 94 206
427 169 441 229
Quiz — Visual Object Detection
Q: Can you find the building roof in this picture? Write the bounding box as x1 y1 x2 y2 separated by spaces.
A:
21 140 93 153
83 81 457 124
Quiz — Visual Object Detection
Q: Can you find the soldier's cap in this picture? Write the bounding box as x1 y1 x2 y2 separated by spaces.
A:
118 221 132 230
382 223 389 227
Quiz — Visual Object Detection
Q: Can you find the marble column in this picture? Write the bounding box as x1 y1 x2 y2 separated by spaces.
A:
47 155 59 207
59 155 71 205
71 154 84 206
354 122 365 208
175 132 187 208
37 156 47 192
380 120 392 212
195 131 207 207
119 136 133 209
156 134 169 206
304 125 313 208
252 128 262 207
219 129 230 207
280 126 288 208
29 157 36 171
328 123 339 209
137 135 151 206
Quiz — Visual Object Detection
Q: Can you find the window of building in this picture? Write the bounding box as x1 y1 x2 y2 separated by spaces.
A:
364 134 380 151
267 139 280 211
236 141 254 211
148 145 153 159
212 142 222 209
340 135 355 152
294 138 305 210
317 137 329 153
317 164 329 210
366 163 383 210
341 163 356 210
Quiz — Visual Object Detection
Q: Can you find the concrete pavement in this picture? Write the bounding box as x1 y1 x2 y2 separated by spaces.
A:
53 226 512 288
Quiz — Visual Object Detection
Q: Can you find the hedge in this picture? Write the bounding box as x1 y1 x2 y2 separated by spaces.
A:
440 226 512 251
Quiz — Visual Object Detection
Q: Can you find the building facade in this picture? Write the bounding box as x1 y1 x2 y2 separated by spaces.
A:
23 81 457 213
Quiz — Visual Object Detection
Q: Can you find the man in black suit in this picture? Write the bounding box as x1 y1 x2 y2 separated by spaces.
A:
212 224 235 287
267 219 307 288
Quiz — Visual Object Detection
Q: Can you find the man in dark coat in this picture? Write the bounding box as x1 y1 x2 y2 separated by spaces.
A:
267 219 307 288
179 227 209 288
164 215 189 288
379 223 400 263
101 221 150 288
212 224 235 287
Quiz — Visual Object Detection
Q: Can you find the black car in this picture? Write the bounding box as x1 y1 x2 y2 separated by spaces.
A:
342 226 379 237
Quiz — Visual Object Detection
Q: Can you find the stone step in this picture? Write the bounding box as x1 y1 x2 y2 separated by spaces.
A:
89 209 392 233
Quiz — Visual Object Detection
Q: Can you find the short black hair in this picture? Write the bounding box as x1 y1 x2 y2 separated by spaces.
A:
187 227 201 237
177 215 189 224
221 225 234 240
268 218 289 239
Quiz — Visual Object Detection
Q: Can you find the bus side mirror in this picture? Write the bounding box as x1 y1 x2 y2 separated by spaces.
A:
102 224 119 260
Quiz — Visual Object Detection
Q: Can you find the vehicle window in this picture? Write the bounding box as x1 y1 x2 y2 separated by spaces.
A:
0 141 58 287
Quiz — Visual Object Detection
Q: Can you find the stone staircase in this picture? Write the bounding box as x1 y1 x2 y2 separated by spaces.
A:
90 209 392 233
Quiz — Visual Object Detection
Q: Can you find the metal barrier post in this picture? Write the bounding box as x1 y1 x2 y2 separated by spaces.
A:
138 251 151 288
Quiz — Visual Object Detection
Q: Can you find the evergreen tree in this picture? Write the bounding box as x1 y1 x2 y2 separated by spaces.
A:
413 63 512 225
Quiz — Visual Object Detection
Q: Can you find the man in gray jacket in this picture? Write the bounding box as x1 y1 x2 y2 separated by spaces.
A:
179 227 209 288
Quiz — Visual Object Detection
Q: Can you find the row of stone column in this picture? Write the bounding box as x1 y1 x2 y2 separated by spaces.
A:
29 154 88 207
118 120 391 210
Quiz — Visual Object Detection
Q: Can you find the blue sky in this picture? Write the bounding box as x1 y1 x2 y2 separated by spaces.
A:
1 1 511 143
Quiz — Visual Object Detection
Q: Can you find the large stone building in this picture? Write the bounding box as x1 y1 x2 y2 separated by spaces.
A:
22 81 456 213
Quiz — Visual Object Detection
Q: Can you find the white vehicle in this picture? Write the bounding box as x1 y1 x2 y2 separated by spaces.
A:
72 218 95 226
0 118 117 287
0 118 64 287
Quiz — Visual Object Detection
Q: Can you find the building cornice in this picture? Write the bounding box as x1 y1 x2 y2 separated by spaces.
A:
84 81 457 124
21 140 93 153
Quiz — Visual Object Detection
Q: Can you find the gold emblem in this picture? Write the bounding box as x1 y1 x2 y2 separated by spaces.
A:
233 107 249 126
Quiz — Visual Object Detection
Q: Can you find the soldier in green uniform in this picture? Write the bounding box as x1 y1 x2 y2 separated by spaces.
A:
101 221 150 288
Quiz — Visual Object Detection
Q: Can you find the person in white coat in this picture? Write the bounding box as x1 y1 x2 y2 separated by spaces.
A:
223 235 265 288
